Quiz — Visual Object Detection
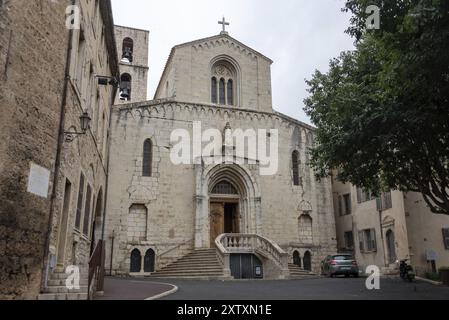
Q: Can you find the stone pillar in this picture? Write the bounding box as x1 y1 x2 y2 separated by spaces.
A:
194 196 206 249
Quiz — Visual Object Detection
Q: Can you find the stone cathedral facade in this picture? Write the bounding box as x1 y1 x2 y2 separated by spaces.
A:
105 27 337 279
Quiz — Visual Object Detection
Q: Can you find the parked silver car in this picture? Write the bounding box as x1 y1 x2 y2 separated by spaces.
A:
321 254 359 278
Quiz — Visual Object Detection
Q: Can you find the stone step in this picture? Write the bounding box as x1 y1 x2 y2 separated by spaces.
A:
44 286 88 294
154 269 223 275
182 254 218 259
168 259 220 266
162 263 223 269
47 279 88 287
160 268 224 274
150 275 231 281
50 272 89 280
37 293 88 301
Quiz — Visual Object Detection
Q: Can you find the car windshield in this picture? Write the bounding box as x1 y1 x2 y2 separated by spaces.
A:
333 255 352 261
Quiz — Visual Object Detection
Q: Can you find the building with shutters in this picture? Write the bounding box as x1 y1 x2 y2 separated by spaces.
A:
332 174 449 276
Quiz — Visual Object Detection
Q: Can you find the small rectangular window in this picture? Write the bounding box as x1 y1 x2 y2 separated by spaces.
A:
343 194 352 215
443 228 449 250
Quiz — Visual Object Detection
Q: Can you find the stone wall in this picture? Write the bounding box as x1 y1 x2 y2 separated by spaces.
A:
104 101 337 275
154 34 273 114
0 0 118 299
0 0 69 299
404 193 449 276
114 25 149 104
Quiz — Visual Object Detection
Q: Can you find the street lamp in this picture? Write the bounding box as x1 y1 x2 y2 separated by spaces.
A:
64 111 91 142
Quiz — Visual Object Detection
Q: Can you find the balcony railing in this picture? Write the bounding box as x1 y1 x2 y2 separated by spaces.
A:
215 234 289 277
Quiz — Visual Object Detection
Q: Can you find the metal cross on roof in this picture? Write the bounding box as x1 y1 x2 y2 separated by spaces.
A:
218 17 230 33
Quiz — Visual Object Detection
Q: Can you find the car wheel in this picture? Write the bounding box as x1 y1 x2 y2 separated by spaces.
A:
345 274 350 278
353 273 359 278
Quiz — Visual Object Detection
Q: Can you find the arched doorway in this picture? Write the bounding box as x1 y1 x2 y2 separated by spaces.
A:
130 249 141 273
144 249 155 273
195 163 261 249
293 251 301 268
209 180 240 245
303 251 312 271
386 230 397 264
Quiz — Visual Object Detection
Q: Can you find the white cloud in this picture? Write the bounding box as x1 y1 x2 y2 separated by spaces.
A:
111 0 354 124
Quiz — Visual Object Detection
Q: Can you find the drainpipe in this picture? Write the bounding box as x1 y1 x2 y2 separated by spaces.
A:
41 0 76 291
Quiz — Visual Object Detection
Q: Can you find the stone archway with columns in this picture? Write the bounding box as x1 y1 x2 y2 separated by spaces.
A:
194 161 262 249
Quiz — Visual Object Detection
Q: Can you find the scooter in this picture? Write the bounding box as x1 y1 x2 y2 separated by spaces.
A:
398 259 415 282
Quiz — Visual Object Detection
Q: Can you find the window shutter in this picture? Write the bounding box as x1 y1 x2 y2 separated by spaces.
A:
359 231 365 252
376 197 382 211
371 229 377 252
384 192 392 210
443 228 449 250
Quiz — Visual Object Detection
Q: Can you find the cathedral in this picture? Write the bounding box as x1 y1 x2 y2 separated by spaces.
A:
105 22 337 279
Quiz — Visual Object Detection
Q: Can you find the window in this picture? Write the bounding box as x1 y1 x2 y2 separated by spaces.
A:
75 173 85 230
119 73 132 101
292 150 300 186
211 60 238 105
338 194 352 216
211 77 218 103
359 229 377 253
144 249 155 273
443 228 449 250
142 139 153 177
219 78 226 105
122 37 134 63
211 181 238 195
343 194 352 215
356 187 376 203
227 79 234 105
376 192 393 211
130 249 141 273
344 231 354 249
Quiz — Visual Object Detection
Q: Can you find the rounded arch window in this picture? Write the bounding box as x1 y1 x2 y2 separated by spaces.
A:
119 73 132 101
122 37 134 63
211 59 238 106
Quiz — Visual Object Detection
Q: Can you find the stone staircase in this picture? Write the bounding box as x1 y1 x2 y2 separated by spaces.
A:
381 264 399 276
149 249 228 280
37 268 89 300
288 264 320 279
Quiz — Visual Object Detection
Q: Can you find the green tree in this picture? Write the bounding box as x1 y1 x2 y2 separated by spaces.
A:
304 0 449 214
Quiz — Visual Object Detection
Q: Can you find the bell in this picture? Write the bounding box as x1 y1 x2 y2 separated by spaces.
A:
121 48 132 63
120 88 130 101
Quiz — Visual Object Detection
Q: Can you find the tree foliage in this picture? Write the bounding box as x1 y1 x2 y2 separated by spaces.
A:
304 0 449 214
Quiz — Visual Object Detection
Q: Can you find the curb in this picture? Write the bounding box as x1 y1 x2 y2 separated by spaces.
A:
144 282 179 300
415 276 443 286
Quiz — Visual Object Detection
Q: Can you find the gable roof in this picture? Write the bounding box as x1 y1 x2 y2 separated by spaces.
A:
154 33 273 99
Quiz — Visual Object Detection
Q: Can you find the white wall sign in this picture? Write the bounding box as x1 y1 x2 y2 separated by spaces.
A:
426 249 439 261
27 162 51 198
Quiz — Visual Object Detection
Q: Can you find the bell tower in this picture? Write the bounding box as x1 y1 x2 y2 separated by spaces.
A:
114 25 149 104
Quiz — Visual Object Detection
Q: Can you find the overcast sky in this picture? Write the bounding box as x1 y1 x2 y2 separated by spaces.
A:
111 0 355 125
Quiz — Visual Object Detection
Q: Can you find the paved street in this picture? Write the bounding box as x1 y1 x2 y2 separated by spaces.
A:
95 277 177 300
158 277 449 300
98 276 449 300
